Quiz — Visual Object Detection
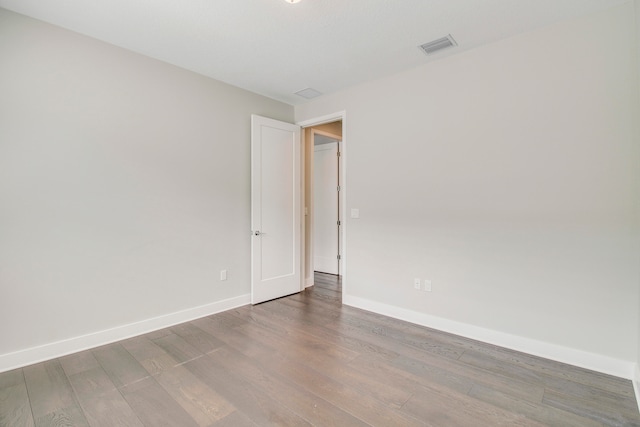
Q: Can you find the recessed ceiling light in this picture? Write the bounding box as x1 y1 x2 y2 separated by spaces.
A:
284 0 301 3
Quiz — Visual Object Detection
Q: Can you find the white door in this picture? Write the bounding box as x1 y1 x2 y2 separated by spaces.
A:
313 142 339 275
251 115 301 304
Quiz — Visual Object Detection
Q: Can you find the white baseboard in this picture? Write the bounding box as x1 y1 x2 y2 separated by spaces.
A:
305 276 314 288
633 364 640 413
343 294 635 380
0 294 250 373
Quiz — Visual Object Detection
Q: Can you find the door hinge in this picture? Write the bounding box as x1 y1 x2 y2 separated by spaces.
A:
337 255 341 260
337 185 340 192
337 220 341 226
337 151 341 157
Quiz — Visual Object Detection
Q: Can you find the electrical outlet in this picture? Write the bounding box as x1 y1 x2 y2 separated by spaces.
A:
414 278 421 290
220 270 227 281
424 279 432 292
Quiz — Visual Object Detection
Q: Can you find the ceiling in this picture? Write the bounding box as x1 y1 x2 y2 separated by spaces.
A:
315 134 340 146
0 0 629 105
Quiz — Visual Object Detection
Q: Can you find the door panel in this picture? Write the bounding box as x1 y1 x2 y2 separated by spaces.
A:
251 115 301 304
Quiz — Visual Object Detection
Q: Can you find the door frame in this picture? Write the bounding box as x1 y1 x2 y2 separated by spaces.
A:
298 111 347 300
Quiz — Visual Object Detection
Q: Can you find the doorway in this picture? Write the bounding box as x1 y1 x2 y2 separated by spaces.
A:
300 117 344 291
313 135 340 275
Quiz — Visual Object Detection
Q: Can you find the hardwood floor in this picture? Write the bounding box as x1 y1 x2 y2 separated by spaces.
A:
1 272 639 426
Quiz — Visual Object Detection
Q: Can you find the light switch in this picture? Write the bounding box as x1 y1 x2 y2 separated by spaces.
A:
350 208 360 219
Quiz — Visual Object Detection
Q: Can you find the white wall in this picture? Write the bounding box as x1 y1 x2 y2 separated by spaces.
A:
0 8 293 369
297 3 640 375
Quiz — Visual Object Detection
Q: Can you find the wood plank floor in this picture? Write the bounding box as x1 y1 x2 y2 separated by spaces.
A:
2 272 639 426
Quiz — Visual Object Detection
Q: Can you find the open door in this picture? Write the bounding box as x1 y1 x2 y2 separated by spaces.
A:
251 115 301 304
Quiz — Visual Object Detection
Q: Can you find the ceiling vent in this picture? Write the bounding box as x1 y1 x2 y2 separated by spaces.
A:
419 34 457 55
295 88 323 99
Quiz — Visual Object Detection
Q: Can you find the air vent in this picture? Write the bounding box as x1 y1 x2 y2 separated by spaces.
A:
419 34 457 55
295 88 322 99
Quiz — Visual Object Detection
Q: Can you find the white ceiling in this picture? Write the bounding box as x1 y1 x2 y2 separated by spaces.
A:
315 134 340 146
0 0 629 105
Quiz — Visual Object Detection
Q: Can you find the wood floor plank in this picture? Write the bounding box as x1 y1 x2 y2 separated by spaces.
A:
0 368 26 388
152 332 205 364
264 306 399 361
460 348 640 415
120 332 234 425
206 310 249 329
207 346 370 426
242 306 412 408
470 344 635 399
154 364 235 426
401 383 545 427
170 322 225 354
59 351 100 377
75 389 144 427
120 335 180 376
33 404 88 427
92 342 149 388
234 317 360 366
0 377 35 427
261 350 423 426
397 350 545 404
468 384 603 427
210 411 259 427
184 352 313 427
22 360 88 426
65 361 143 427
543 388 640 426
329 310 466 361
269 295 343 321
328 317 545 406
120 376 199 427
65 367 118 399
192 316 277 360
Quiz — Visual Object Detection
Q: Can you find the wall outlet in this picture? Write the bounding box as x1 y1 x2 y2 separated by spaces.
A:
220 269 227 281
424 279 432 292
414 278 421 290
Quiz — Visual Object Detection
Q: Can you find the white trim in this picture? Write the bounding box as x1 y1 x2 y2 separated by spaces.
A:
633 364 640 413
305 277 314 288
343 294 635 380
300 119 306 293
297 111 346 128
0 294 250 373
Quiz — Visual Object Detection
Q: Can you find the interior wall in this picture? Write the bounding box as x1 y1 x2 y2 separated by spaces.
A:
296 3 640 371
0 9 293 363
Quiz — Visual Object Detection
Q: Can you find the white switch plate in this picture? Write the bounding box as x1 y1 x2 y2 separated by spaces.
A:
424 280 432 292
220 270 227 281
351 208 360 219
414 278 421 290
